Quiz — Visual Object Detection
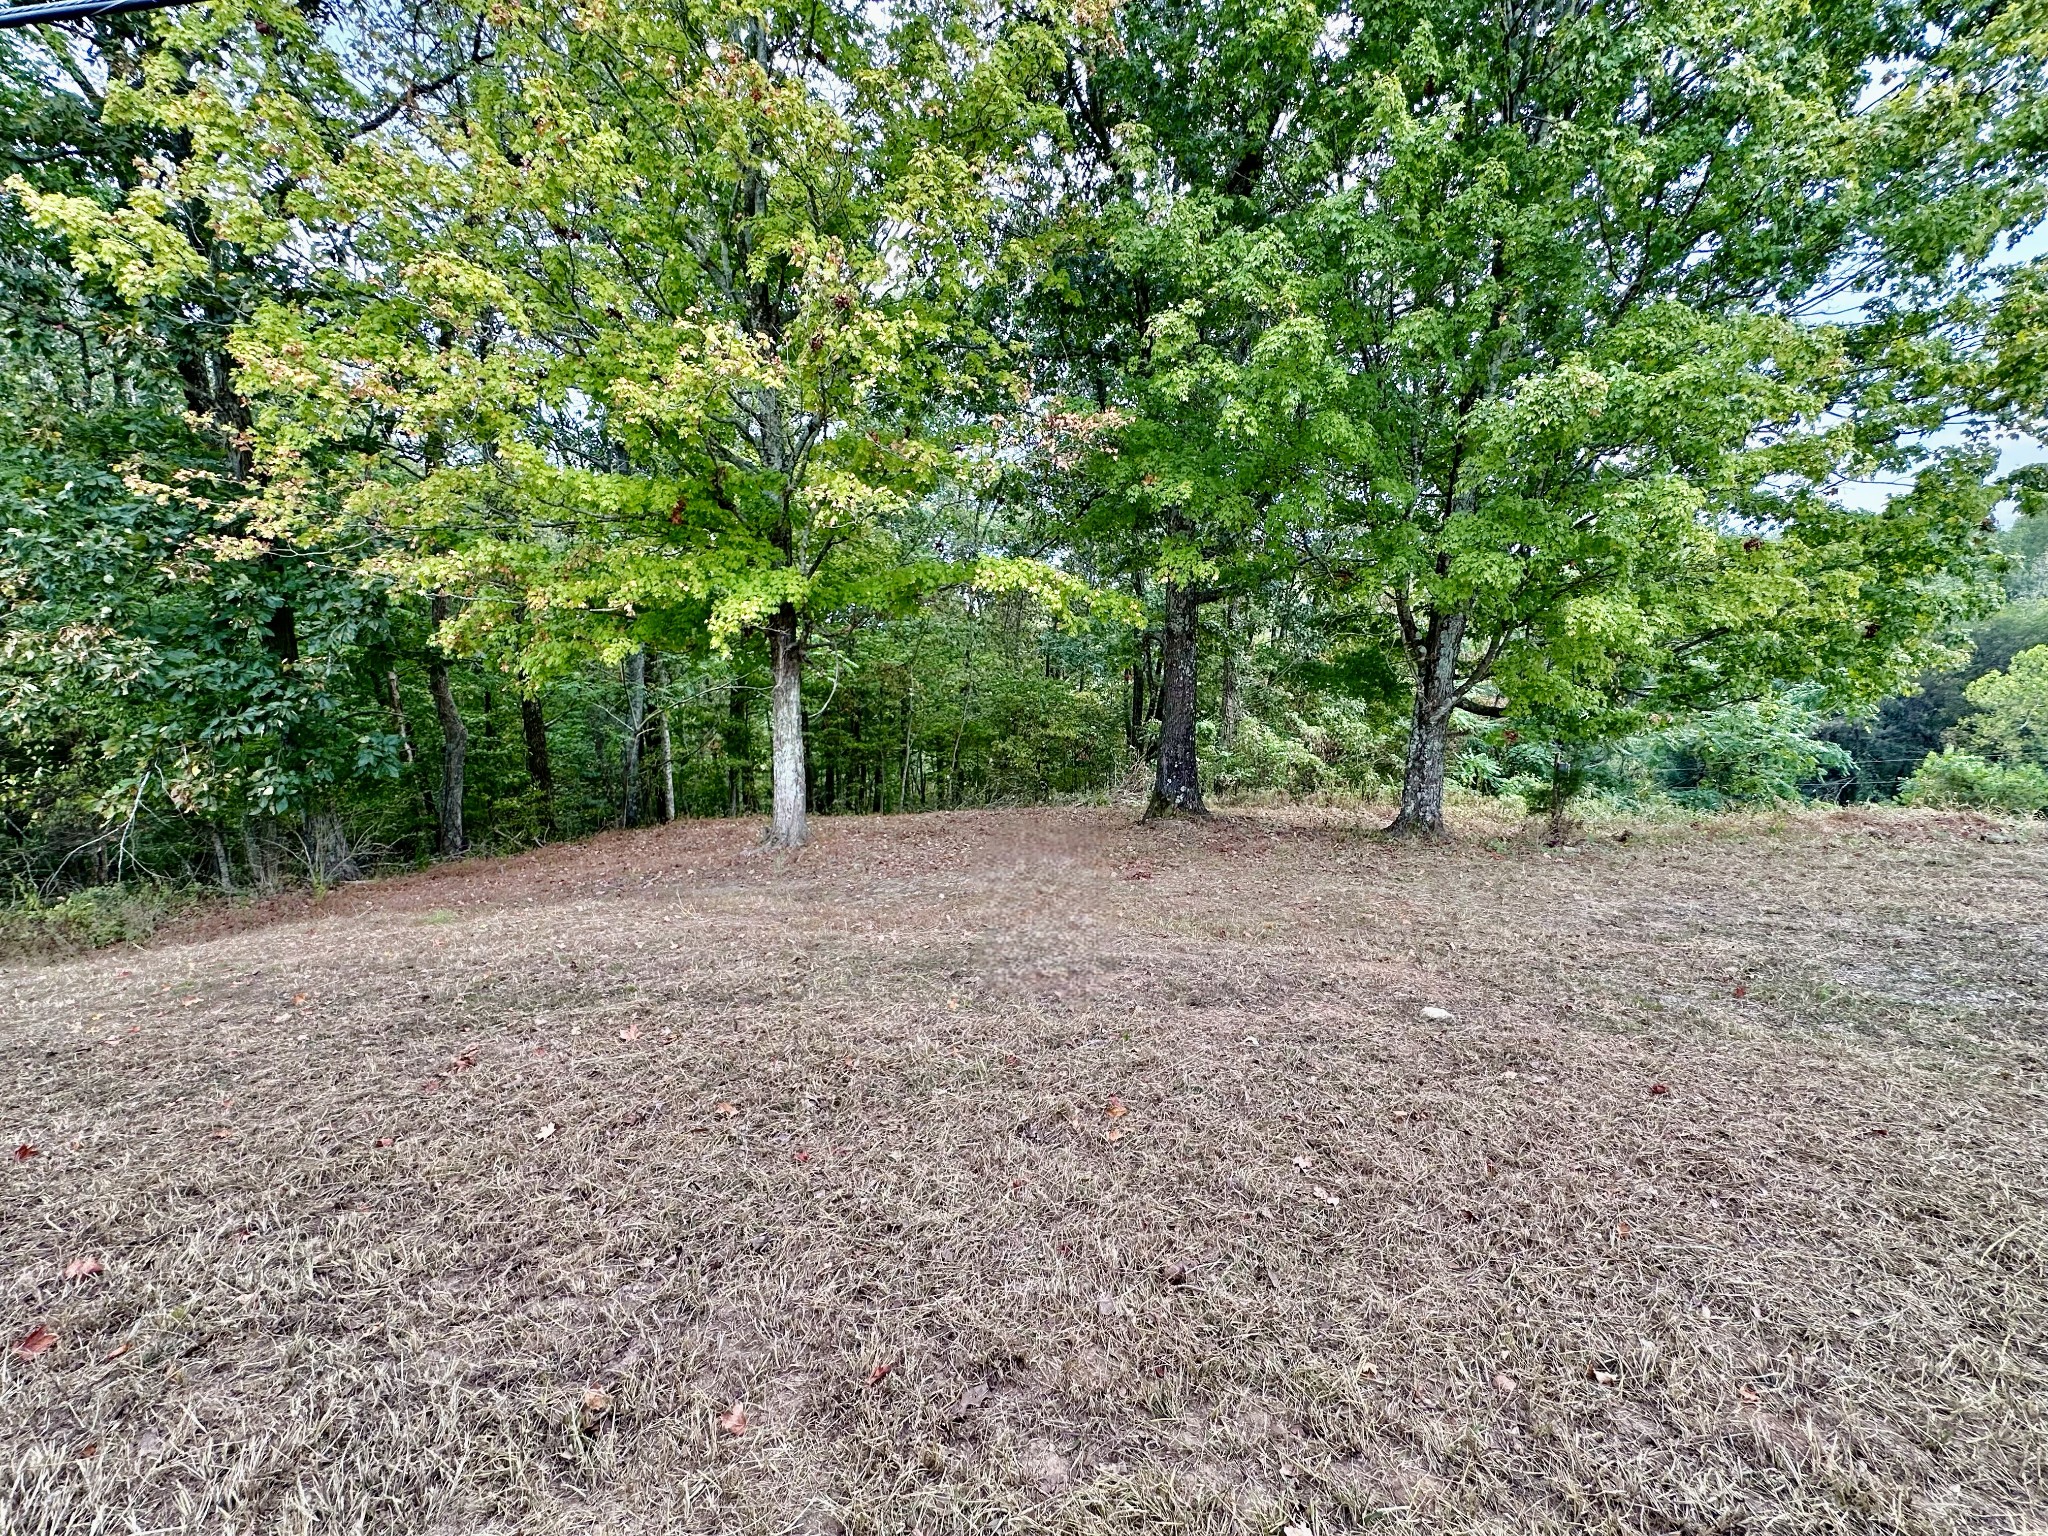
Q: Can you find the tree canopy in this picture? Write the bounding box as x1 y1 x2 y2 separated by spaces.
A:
2 0 2043 891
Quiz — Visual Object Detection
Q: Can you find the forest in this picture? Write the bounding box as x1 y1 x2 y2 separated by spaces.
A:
2 0 2045 923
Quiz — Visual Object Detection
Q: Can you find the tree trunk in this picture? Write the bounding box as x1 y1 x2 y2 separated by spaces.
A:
767 603 808 847
208 823 235 894
1146 578 1207 819
726 677 749 817
521 695 556 836
1389 607 1468 838
651 654 676 823
306 809 360 883
620 648 647 828
241 818 276 893
427 593 467 857
1218 595 1242 749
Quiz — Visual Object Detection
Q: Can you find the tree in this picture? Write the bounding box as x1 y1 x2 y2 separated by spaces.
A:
1005 0 1364 817
1266 0 2035 834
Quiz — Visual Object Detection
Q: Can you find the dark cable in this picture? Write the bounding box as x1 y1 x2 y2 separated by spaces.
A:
1 0 200 30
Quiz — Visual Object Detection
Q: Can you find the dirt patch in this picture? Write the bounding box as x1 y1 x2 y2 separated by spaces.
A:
3 806 2044 1534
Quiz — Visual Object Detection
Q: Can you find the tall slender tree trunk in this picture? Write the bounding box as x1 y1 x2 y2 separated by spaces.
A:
620 648 647 828
1147 579 1207 819
427 593 467 857
208 823 235 894
521 695 556 836
767 602 808 847
948 637 976 809
727 678 749 817
651 654 676 823
1390 606 1468 838
241 818 276 894
386 667 437 839
1218 595 1242 750
306 809 360 883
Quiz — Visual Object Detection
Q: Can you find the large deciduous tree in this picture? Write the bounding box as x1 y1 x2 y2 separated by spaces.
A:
1270 0 2038 834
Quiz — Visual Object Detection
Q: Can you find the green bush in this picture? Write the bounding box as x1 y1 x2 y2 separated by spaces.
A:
0 882 199 956
1898 748 2048 815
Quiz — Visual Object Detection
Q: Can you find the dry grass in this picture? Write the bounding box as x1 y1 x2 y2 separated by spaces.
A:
2 804 2044 1535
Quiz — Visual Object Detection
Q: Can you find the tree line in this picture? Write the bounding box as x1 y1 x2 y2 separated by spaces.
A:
3 0 2044 892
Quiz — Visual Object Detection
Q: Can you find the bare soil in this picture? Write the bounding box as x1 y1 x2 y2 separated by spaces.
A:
3 804 2044 1535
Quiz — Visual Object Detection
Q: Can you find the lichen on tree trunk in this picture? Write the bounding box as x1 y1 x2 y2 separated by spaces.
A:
768 603 808 847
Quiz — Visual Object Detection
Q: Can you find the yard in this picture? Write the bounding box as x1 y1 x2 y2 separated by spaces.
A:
3 806 2043 1534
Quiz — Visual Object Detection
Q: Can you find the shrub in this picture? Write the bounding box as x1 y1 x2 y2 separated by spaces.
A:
1898 749 2048 815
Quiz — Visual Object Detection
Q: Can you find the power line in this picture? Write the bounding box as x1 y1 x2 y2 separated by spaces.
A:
1 0 200 29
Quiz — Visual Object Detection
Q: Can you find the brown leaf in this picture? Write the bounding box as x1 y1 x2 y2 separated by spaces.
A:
579 1385 613 1430
448 1052 477 1073
718 1403 748 1436
373 1137 394 1148
63 1255 103 1282
102 1341 131 1361
1649 1082 1671 1097
1492 1372 1519 1396
13 1325 56 1359
714 1101 738 1117
618 1023 641 1041
1105 1097 1128 1119
866 1360 894 1385
13 1143 37 1162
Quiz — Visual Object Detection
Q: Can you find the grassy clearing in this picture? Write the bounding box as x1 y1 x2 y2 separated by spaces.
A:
2 805 2043 1534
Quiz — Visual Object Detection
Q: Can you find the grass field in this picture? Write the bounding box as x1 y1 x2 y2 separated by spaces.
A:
3 805 2044 1534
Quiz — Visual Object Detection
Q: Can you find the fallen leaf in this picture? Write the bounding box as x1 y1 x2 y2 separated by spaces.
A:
448 1052 477 1073
1105 1124 1124 1142
63 1255 103 1281
1733 985 1747 998
1492 1372 1519 1395
793 1149 812 1164
373 1137 394 1148
420 1078 442 1094
535 1122 557 1142
212 1128 234 1140
1649 1082 1671 1097
13 1143 37 1162
1105 1097 1127 1119
292 993 308 1004
714 1101 738 1117
1003 1053 1020 1067
619 1023 641 1041
102 1341 131 1361
14 1325 56 1359
718 1403 748 1436
578 1385 612 1429
1588 1367 1618 1386
866 1360 894 1385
